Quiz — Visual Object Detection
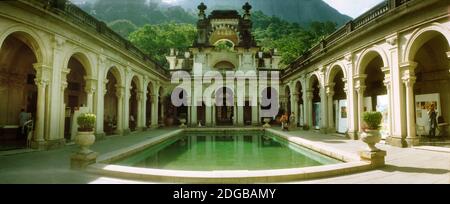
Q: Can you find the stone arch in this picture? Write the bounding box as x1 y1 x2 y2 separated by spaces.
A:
326 62 347 85
64 49 94 78
404 23 450 63
307 73 322 90
130 74 142 92
129 75 141 131
0 25 47 65
213 60 236 69
405 23 450 138
356 46 389 75
104 65 124 86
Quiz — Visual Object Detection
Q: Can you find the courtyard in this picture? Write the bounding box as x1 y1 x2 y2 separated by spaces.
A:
0 0 450 185
0 128 448 184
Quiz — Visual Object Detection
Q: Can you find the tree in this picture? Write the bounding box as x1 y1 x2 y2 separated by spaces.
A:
108 19 138 38
128 23 197 65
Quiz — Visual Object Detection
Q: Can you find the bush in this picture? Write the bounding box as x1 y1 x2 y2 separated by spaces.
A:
363 112 383 130
77 113 96 132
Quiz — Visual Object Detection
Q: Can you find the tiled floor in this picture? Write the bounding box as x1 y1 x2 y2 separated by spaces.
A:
0 128 448 184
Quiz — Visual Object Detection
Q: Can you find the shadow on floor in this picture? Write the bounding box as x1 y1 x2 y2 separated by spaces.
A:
381 165 450 175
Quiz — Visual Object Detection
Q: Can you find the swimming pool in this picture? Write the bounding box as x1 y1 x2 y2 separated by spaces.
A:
114 130 341 171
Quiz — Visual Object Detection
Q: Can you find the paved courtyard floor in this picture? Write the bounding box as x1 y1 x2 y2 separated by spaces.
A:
0 128 448 184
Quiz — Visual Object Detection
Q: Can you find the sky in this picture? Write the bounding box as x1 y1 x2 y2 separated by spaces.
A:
72 0 386 19
323 0 385 18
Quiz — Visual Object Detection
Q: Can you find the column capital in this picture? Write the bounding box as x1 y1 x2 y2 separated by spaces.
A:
355 85 366 94
400 61 418 71
61 82 68 91
115 86 125 99
34 78 49 87
306 90 314 100
381 67 390 74
402 76 416 87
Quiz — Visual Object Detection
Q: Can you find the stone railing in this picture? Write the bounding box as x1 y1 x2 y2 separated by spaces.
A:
26 0 169 77
283 0 414 78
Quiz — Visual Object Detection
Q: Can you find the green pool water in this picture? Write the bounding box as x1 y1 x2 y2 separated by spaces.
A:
115 131 341 171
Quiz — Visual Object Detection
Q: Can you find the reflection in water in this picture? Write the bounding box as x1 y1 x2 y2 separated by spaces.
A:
116 132 340 171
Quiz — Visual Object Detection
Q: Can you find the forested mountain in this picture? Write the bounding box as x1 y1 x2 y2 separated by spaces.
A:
175 0 351 26
74 0 351 27
72 0 338 66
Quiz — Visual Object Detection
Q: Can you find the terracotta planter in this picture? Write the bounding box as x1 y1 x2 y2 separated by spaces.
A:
361 129 381 152
75 131 95 154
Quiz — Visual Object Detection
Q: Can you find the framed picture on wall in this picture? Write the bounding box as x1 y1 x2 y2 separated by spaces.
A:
341 107 347 118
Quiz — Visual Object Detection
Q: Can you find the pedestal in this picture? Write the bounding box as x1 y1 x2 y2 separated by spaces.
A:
359 150 386 168
71 152 98 170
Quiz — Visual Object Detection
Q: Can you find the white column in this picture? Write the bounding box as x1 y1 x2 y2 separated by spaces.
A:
59 68 69 141
137 91 144 130
123 85 131 133
354 75 366 135
306 90 313 128
320 86 328 132
237 103 244 126
402 64 418 146
382 67 392 137
212 103 216 127
326 84 335 132
116 86 124 135
140 90 147 129
85 78 97 112
356 85 366 135
34 79 47 143
151 94 159 128
251 99 259 125
206 104 212 127
190 98 198 126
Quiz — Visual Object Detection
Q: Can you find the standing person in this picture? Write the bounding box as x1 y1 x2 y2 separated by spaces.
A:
280 112 289 131
18 109 29 139
428 104 438 137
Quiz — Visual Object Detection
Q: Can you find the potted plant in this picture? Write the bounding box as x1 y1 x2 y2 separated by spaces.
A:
75 113 96 154
361 111 383 152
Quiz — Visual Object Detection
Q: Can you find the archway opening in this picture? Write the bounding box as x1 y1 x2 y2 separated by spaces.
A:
129 77 139 131
331 68 347 134
412 31 450 138
64 56 87 140
214 61 235 70
362 53 389 138
104 68 120 135
0 33 38 150
311 76 321 130
215 87 234 126
295 81 304 127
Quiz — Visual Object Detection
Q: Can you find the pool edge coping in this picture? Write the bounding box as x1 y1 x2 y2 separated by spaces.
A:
89 128 373 183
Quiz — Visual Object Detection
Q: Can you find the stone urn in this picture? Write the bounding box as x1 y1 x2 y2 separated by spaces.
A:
75 131 95 154
263 118 271 128
361 112 383 152
179 118 187 128
361 129 381 152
